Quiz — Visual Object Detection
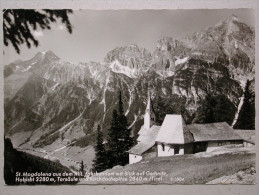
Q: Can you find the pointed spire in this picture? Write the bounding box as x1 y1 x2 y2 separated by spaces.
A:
144 90 152 130
146 91 151 113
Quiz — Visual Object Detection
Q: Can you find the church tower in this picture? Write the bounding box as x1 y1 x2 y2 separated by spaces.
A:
144 92 156 129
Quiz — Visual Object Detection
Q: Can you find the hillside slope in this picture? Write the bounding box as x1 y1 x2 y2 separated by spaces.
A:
4 138 79 185
80 146 255 184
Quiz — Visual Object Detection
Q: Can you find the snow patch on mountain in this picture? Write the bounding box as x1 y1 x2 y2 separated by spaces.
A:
155 70 174 78
15 65 21 70
125 87 134 116
109 60 137 78
86 88 96 105
22 65 32 72
51 83 59 91
100 75 110 113
162 88 167 95
175 56 189 66
44 72 50 80
232 95 244 127
41 51 47 55
128 114 138 129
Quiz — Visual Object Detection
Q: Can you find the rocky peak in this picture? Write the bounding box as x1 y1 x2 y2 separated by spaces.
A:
226 14 240 23
33 50 59 61
104 45 152 70
156 37 181 52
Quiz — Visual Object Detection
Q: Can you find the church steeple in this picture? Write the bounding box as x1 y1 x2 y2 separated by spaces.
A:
144 91 155 129
146 92 151 113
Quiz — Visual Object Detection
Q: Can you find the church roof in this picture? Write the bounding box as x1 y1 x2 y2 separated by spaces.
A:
188 122 242 142
137 125 161 142
235 130 255 144
138 125 148 135
127 143 154 155
155 115 194 144
128 125 160 155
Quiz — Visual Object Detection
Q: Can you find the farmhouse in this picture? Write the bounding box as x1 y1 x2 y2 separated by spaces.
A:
128 97 247 164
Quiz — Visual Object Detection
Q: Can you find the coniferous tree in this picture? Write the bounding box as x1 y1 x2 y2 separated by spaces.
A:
193 94 216 124
213 94 236 125
106 110 120 168
92 125 107 172
233 80 255 129
193 93 236 125
80 160 85 177
106 92 133 168
117 92 134 166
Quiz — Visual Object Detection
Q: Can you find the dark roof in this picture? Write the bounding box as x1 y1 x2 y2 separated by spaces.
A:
128 125 160 155
235 130 255 144
188 122 242 142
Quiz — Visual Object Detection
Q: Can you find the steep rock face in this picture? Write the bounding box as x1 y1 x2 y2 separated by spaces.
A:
5 74 53 135
105 44 152 77
152 37 191 76
172 58 243 111
181 15 255 86
4 15 254 151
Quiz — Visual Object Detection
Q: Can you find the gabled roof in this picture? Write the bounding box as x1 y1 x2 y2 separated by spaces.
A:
138 125 148 135
155 115 194 144
188 122 242 142
128 125 160 155
137 125 160 142
127 143 153 155
235 130 255 144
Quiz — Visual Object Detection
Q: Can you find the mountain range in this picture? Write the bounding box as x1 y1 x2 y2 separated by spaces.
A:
4 15 255 169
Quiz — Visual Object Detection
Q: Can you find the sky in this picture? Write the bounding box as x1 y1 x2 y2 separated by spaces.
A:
3 9 255 65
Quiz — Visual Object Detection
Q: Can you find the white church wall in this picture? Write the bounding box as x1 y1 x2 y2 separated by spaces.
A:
179 146 184 155
157 143 175 157
129 154 142 164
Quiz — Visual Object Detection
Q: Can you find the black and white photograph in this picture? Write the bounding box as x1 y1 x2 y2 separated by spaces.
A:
2 8 256 185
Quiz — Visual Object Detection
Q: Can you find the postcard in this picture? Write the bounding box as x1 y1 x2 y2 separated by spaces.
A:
1 1 258 194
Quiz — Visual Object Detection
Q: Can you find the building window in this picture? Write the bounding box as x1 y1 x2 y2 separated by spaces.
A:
218 142 222 146
135 156 137 158
174 145 179 154
161 143 165 151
